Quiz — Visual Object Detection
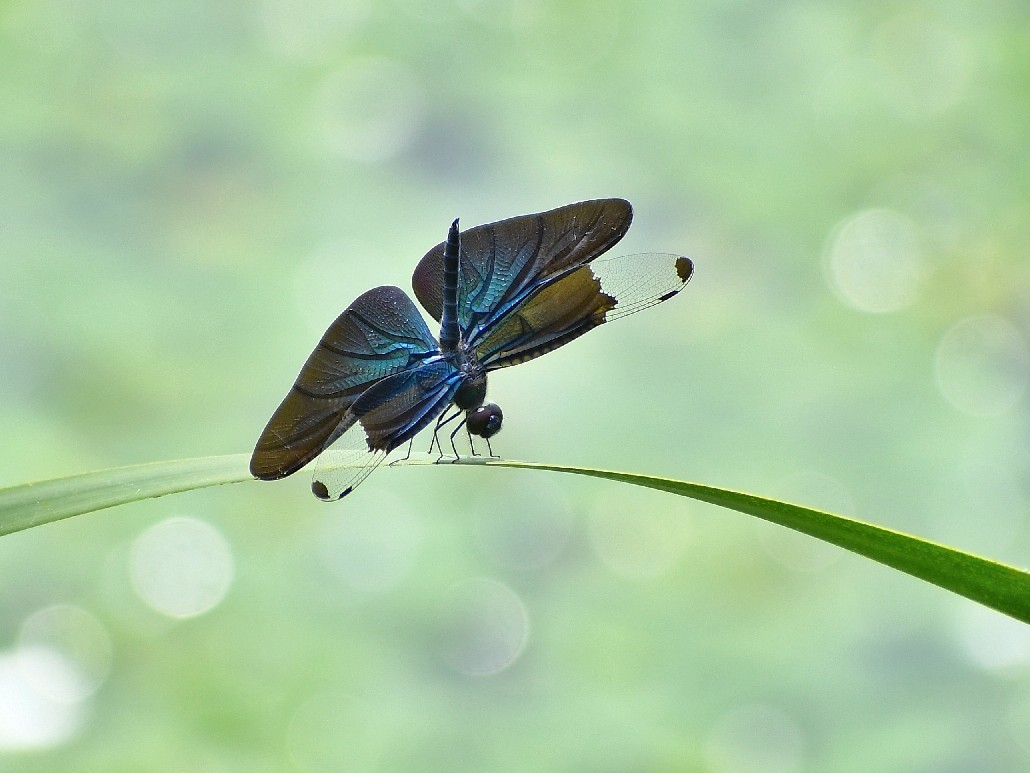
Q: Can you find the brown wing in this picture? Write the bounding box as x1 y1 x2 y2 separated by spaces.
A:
474 253 693 370
250 285 439 480
411 199 632 336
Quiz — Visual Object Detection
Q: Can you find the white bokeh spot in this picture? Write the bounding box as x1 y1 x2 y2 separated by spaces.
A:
588 498 691 580
825 208 925 313
0 650 82 751
935 314 1029 417
441 578 529 677
130 516 235 619
18 604 112 703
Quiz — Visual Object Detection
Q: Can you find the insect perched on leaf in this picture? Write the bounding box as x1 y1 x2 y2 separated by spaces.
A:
250 198 693 500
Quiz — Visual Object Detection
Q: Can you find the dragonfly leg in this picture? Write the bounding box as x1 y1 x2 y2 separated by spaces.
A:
464 415 482 457
427 416 442 455
389 438 415 466
432 408 463 463
428 408 454 456
448 416 470 462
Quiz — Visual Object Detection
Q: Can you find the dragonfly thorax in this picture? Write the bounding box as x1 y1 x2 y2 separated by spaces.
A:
451 346 487 411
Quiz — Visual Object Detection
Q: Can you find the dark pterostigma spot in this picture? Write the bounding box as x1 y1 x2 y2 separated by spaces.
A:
676 256 694 283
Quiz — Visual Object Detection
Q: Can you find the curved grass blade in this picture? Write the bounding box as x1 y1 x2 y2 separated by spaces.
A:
0 454 253 537
476 460 1030 624
0 455 1025 624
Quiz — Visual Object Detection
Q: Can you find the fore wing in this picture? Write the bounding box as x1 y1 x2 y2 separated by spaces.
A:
474 253 693 370
412 198 632 339
250 285 438 480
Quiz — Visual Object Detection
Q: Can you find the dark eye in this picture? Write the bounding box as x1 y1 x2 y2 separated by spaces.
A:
467 403 503 438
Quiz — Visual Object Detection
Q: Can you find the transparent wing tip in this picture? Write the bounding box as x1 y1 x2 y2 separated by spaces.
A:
311 447 387 502
658 256 694 301
311 480 354 501
591 252 695 321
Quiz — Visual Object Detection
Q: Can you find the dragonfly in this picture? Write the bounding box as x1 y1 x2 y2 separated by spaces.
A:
250 198 693 500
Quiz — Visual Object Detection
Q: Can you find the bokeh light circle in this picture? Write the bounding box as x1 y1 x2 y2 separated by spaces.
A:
824 208 925 313
129 516 235 619
440 578 529 677
935 314 1028 417
18 604 112 703
0 651 82 751
588 497 691 580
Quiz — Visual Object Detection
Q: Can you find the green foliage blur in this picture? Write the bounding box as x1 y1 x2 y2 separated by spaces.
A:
1 0 1027 770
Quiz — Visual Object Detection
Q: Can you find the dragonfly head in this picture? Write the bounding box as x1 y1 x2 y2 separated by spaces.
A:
467 403 503 439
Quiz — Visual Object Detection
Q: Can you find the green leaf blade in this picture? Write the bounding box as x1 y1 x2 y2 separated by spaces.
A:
0 455 253 536
482 461 1030 624
1 454 1026 624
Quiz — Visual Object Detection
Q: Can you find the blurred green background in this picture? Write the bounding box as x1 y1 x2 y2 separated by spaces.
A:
1 0 1028 770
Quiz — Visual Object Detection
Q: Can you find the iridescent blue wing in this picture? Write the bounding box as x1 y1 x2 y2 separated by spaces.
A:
310 360 461 500
411 198 632 338
250 285 439 480
473 253 693 370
